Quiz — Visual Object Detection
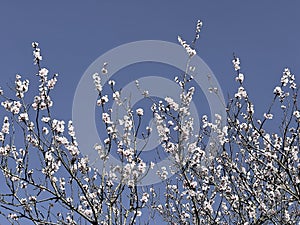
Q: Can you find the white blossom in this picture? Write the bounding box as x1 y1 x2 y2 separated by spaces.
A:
52 119 65 133
97 95 109 106
232 57 240 71
18 113 29 121
273 86 283 95
264 113 273 120
235 86 247 99
1 116 10 134
141 193 149 203
8 213 18 221
136 108 144 116
235 73 244 83
101 62 108 74
92 73 102 92
178 36 196 57
293 110 300 119
165 97 179 111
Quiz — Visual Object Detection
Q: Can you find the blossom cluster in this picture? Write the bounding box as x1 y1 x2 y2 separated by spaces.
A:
195 20 203 40
15 74 29 98
32 41 42 65
32 67 57 110
178 36 196 57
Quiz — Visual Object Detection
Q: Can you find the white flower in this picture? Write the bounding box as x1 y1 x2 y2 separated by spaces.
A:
101 62 108 74
41 117 50 123
195 20 203 39
136 108 144 116
247 103 254 114
28 122 35 131
108 80 115 86
165 97 179 111
39 68 49 77
32 43 42 64
113 91 120 99
102 113 112 124
235 87 247 99
290 82 297 89
97 95 109 106
293 110 300 119
1 100 12 111
178 36 196 57
101 68 108 74
264 113 273 120
104 138 110 144
280 68 297 89
47 77 58 89
52 119 65 133
107 126 114 134
235 73 244 83
42 127 49 135
10 101 22 114
32 42 39 48
138 161 146 173
157 166 168 180
15 75 29 98
66 215 75 223
8 213 18 221
232 57 240 71
273 86 283 95
150 161 155 169
1 116 10 134
146 126 152 133
84 209 93 217
190 181 197 189
29 196 37 202
141 193 149 203
18 113 29 121
92 73 102 92
281 68 290 86
68 120 76 137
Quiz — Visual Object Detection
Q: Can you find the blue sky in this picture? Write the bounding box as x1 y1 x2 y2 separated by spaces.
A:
0 1 300 224
1 1 299 120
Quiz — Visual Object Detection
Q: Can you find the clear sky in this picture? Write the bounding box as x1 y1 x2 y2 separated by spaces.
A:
1 1 299 118
0 1 299 224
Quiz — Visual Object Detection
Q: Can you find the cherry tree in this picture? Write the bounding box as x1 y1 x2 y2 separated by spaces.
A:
152 54 300 224
0 20 299 225
0 42 155 224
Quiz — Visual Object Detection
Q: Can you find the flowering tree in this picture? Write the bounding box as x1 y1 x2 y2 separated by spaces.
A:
152 56 300 225
0 20 299 225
